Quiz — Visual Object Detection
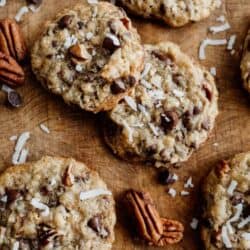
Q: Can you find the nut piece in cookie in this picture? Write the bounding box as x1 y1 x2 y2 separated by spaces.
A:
104 42 218 167
31 2 144 113
125 189 184 246
201 152 250 250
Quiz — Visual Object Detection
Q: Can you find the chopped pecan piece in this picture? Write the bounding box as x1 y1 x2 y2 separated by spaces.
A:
161 111 179 131
0 52 25 87
69 44 91 61
62 164 74 187
0 18 27 62
126 190 184 246
88 214 109 238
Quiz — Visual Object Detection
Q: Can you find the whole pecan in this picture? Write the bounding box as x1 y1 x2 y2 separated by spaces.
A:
126 190 184 246
0 18 27 62
0 52 25 87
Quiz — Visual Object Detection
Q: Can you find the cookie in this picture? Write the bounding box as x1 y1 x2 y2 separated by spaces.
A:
241 29 250 93
201 153 250 250
0 156 116 250
104 42 218 167
119 0 221 27
31 1 144 113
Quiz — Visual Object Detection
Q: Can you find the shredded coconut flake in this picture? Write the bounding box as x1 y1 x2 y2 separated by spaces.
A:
30 198 50 217
168 188 176 197
221 225 233 248
141 63 152 78
190 218 199 230
15 6 29 22
242 232 250 241
0 0 6 7
210 67 217 76
172 173 179 181
12 241 19 250
40 123 50 134
199 39 227 60
216 15 226 23
2 84 13 93
140 79 152 89
148 123 159 136
238 216 250 229
64 35 78 49
148 90 165 100
86 32 93 40
9 135 18 141
0 195 7 203
209 22 231 33
18 148 29 164
75 64 83 73
151 74 162 88
87 0 98 4
228 203 243 223
180 190 190 196
173 89 184 98
122 120 133 142
12 132 30 165
227 34 237 50
227 180 238 196
80 188 112 201
184 177 194 189
138 104 150 119
124 96 137 111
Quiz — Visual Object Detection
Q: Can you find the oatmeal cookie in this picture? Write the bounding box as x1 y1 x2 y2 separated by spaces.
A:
201 153 250 249
119 0 221 27
0 156 116 250
31 1 144 113
104 42 218 167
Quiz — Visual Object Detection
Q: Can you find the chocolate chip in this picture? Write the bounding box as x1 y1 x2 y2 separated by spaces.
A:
88 215 109 238
58 15 73 29
27 0 42 5
6 189 21 204
102 36 120 53
202 84 212 101
52 41 58 47
159 3 166 14
38 223 57 246
158 169 176 185
7 90 22 108
161 111 178 132
111 82 125 94
243 204 250 218
193 106 201 115
153 51 174 65
77 21 84 29
111 76 135 94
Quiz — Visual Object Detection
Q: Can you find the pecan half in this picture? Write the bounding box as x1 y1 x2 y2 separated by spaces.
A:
69 44 91 61
0 18 27 62
0 52 25 87
126 190 184 246
157 218 184 246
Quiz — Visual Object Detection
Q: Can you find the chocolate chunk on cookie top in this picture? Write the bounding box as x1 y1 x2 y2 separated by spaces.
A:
201 153 250 250
31 1 144 113
104 42 218 167
120 0 221 27
0 156 116 250
241 29 250 94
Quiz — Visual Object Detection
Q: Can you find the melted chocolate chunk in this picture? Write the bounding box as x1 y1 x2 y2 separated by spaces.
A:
6 189 21 204
37 223 57 246
120 18 129 29
58 15 74 29
158 169 176 185
243 204 250 218
7 91 22 108
102 36 121 53
27 0 42 5
153 51 174 65
231 192 244 206
202 84 212 101
161 111 178 131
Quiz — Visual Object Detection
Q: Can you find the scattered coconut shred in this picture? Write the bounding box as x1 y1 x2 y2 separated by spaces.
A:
12 131 30 165
40 123 50 134
79 188 112 201
199 38 227 60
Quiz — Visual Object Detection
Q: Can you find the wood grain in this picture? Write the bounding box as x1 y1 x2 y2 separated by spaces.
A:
0 0 250 249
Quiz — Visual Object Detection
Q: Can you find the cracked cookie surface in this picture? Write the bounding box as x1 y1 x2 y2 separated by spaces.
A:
0 156 116 250
201 152 250 250
241 29 250 94
119 0 221 27
31 1 144 113
104 42 218 167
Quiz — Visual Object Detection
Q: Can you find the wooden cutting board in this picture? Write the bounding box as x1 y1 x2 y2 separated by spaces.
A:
0 0 250 249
